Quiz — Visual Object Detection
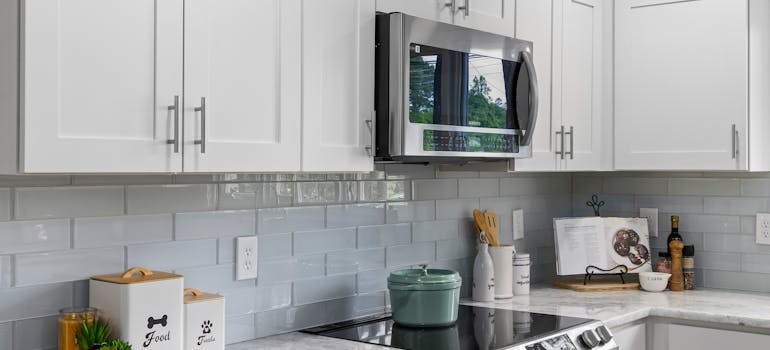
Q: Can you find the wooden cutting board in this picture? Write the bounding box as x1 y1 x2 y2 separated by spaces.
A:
553 278 641 292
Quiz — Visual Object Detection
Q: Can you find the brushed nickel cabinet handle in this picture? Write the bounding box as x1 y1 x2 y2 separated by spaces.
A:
365 116 374 157
167 95 180 153
556 125 565 159
565 126 574 160
732 124 738 159
194 97 207 154
457 0 469 16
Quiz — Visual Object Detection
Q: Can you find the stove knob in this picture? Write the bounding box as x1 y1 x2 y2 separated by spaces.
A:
579 329 601 348
595 325 613 344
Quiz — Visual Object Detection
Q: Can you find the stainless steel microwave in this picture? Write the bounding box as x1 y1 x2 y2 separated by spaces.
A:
375 12 538 163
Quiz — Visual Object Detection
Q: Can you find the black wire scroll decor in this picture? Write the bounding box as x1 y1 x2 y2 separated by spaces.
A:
583 265 629 285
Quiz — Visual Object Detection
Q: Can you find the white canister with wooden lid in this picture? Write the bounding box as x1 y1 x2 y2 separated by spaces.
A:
90 267 184 350
183 288 225 350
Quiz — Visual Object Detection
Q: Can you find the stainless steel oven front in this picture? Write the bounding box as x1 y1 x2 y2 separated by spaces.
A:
375 12 538 163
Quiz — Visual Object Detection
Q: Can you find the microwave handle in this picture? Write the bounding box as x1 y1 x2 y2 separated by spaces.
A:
520 51 539 147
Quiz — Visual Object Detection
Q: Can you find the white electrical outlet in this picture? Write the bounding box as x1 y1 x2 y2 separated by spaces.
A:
640 208 659 237
756 213 770 245
236 236 259 280
513 209 525 240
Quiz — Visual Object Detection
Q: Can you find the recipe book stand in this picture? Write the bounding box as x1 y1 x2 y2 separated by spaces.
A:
583 264 629 285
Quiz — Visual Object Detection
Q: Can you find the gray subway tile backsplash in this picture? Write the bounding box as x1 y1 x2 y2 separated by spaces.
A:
12 316 58 350
0 167 595 348
0 322 11 350
126 184 217 214
293 274 357 305
0 219 70 254
126 239 217 271
175 210 255 240
15 186 125 219
74 214 171 249
15 248 124 287
0 189 9 221
257 206 325 234
0 283 74 322
293 228 356 255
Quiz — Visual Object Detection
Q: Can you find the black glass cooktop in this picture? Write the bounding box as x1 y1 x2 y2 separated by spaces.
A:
302 305 592 350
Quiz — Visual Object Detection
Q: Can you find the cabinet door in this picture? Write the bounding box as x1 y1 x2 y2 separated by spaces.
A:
511 0 557 171
302 0 375 172
184 0 301 172
615 0 748 170
452 0 516 37
22 0 183 173
554 0 604 171
613 323 646 350
375 0 453 23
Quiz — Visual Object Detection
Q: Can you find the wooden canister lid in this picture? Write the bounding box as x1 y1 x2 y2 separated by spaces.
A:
91 267 182 284
183 288 224 304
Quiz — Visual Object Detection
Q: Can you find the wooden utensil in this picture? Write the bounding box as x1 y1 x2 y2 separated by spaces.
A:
473 209 488 242
484 210 500 247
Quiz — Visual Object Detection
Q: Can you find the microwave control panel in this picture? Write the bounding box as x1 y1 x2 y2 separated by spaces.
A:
423 130 519 154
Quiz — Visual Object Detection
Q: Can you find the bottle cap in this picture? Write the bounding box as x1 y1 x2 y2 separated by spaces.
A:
683 245 695 256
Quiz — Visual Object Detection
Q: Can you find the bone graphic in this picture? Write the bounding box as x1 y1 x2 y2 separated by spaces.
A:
147 314 168 329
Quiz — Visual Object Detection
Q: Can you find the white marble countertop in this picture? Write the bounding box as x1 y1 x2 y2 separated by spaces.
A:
228 286 770 349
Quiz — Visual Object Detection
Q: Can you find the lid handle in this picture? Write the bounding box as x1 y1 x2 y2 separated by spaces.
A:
121 267 154 279
184 288 204 297
419 264 428 275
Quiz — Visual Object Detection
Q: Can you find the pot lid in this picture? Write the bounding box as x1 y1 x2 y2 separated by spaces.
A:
91 267 182 284
388 265 461 285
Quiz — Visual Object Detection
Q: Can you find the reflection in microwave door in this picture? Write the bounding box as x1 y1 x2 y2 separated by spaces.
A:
525 335 578 350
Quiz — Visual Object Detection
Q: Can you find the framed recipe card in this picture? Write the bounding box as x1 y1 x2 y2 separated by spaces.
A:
553 217 652 276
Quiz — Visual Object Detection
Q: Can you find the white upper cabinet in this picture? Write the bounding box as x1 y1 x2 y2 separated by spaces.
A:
184 0 301 172
513 0 609 172
375 0 454 23
452 0 516 37
614 0 758 170
301 0 375 172
555 0 605 171
510 0 555 171
19 0 183 173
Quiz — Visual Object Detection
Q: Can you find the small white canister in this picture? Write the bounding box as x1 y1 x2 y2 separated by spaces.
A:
489 244 515 299
512 253 531 296
183 288 225 350
90 267 183 350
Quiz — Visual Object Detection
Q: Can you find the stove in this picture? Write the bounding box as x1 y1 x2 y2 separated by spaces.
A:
302 305 618 350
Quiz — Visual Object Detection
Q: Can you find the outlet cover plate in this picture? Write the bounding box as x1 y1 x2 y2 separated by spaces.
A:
236 236 258 280
756 213 770 245
640 208 659 237
513 209 525 240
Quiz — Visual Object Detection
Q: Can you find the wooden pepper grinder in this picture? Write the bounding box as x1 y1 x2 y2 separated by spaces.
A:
669 240 685 291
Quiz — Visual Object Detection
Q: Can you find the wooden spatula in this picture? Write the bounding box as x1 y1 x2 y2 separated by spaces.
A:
473 209 488 242
484 210 500 246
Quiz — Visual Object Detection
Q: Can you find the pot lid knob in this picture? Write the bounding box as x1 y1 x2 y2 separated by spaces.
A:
419 264 428 275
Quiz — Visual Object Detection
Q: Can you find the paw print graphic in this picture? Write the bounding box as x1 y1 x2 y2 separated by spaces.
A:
201 320 213 334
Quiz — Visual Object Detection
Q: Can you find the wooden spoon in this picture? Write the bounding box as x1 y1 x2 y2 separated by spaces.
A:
473 209 488 241
484 210 500 247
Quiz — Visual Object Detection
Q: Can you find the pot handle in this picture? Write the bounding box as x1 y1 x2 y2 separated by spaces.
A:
121 267 154 279
184 288 204 297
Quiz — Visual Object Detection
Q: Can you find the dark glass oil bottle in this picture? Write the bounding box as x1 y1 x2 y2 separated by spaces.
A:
667 215 683 255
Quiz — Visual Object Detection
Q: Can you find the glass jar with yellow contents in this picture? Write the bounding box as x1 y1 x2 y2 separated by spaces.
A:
58 307 97 350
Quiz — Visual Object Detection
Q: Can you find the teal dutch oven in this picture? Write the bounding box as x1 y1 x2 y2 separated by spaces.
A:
387 265 462 327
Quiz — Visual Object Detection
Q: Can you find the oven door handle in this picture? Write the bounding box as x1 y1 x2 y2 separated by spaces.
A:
520 50 539 147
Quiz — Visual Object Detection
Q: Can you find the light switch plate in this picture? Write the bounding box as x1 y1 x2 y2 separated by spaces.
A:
640 208 659 237
513 209 525 240
756 213 770 245
236 236 258 280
